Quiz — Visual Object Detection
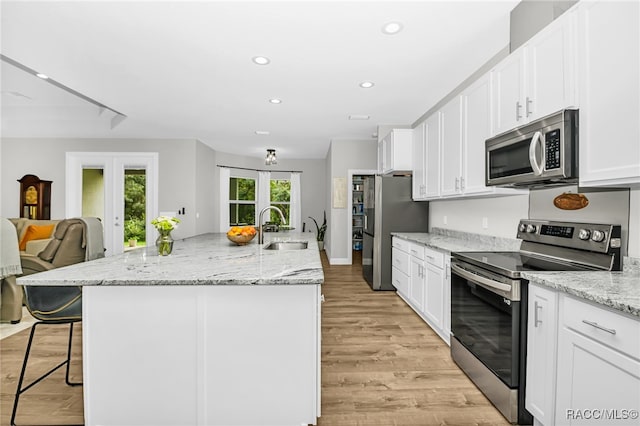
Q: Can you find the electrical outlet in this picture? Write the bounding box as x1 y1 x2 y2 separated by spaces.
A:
443 215 448 225
482 217 489 229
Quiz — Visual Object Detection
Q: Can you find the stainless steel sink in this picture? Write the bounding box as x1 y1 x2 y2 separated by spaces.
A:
264 241 308 250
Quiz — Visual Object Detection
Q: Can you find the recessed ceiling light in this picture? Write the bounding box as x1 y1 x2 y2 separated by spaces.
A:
359 81 375 89
269 98 282 104
348 115 370 121
35 73 49 79
252 56 271 65
382 21 404 35
255 130 270 135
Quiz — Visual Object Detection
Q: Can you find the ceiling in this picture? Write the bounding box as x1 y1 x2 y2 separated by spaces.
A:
0 1 518 160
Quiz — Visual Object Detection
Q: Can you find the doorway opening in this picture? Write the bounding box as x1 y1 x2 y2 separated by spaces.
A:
67 152 158 256
347 169 376 265
82 168 105 221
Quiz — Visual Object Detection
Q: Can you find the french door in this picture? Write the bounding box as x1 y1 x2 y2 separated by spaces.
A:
66 152 158 256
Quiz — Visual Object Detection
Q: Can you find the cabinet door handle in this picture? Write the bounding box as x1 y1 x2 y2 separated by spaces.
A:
526 96 533 117
534 301 543 327
582 320 616 335
516 101 523 121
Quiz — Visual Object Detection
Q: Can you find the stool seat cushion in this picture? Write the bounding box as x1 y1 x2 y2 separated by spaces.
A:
24 286 82 322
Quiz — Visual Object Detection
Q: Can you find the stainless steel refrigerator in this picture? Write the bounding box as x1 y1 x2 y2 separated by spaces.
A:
362 175 429 290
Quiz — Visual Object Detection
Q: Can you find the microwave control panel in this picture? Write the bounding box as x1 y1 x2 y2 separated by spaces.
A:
545 129 561 170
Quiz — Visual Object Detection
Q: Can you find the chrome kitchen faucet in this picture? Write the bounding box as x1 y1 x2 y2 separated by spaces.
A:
258 206 287 244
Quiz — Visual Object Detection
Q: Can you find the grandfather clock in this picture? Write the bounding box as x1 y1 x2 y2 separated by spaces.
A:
18 174 52 220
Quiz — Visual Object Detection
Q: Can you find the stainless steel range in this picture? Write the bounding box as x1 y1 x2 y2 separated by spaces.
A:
450 219 622 425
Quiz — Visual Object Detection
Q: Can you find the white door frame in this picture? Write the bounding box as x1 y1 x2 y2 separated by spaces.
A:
66 152 159 256
347 169 376 265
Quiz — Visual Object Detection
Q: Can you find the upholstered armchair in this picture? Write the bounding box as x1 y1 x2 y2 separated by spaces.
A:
20 218 92 276
1 218 23 323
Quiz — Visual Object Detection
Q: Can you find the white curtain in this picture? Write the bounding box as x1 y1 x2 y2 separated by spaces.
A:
257 171 271 224
290 172 302 230
219 167 230 231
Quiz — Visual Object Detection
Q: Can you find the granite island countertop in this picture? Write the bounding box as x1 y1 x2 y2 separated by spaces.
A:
17 232 323 286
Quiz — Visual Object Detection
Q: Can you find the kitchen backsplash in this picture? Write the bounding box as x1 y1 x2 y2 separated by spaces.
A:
529 185 631 255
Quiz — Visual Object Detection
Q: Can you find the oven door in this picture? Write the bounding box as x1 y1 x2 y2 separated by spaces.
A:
450 261 521 388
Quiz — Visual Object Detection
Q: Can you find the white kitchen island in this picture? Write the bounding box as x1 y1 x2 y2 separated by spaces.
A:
17 233 323 426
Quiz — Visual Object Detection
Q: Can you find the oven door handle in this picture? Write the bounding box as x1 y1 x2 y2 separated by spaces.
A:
451 263 512 292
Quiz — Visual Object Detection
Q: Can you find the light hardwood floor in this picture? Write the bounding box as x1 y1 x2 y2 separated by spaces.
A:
1 252 509 425
318 252 509 426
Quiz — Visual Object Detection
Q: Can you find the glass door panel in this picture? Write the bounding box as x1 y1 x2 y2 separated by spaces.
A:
123 169 147 250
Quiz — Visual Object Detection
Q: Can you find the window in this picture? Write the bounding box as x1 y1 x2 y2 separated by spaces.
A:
229 177 256 225
270 179 291 224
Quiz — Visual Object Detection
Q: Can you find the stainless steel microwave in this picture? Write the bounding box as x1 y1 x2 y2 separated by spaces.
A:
486 109 578 187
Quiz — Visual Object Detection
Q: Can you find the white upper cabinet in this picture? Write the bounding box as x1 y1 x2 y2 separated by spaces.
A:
577 0 640 187
378 129 413 174
412 113 441 201
440 96 463 197
492 9 576 136
526 10 576 121
424 112 441 199
415 73 525 201
492 51 526 135
462 73 494 195
412 122 426 200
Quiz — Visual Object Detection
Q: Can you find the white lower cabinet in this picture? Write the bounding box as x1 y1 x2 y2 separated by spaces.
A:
391 236 451 345
555 296 640 426
392 238 410 298
526 282 640 426
408 244 425 313
526 283 559 426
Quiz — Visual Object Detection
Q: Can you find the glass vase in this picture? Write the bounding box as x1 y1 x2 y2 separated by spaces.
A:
156 231 174 256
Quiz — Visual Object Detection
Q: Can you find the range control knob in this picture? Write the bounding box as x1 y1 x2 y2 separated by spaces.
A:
578 229 591 240
518 223 527 233
526 224 537 233
591 230 606 243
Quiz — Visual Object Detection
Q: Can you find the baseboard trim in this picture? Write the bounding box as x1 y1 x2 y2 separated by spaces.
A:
329 257 350 265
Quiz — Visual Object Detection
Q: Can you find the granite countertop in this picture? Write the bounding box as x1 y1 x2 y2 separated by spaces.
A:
392 228 639 318
522 258 640 317
16 232 323 286
391 227 521 253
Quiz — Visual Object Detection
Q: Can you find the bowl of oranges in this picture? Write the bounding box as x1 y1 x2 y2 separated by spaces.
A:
226 226 257 245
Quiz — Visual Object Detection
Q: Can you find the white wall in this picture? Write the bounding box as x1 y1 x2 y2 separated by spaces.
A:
1 137 206 239
211 151 326 233
325 138 377 263
1 138 327 239
428 194 530 239
195 140 217 236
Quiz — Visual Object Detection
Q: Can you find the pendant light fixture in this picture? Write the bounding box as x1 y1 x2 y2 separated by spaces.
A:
265 149 277 165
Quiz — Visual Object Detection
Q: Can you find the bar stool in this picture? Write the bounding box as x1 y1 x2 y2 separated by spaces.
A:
11 285 83 426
